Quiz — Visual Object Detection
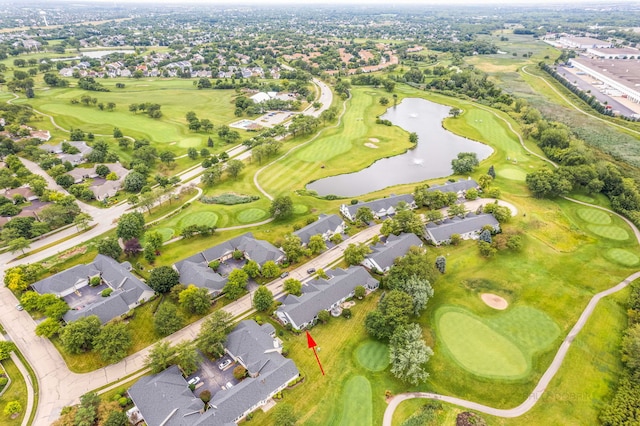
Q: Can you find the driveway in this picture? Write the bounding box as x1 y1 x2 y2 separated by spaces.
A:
188 352 238 398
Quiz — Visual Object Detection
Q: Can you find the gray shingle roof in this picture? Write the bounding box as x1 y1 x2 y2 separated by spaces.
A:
128 365 204 426
63 292 130 324
225 321 278 375
427 179 478 194
276 267 378 328
31 263 99 295
344 194 415 219
293 214 343 245
367 233 423 271
425 213 499 243
176 261 227 295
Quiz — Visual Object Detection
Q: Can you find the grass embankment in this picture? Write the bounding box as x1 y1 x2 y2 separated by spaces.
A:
0 358 28 426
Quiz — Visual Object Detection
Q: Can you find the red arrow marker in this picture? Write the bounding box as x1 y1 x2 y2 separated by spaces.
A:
306 330 325 376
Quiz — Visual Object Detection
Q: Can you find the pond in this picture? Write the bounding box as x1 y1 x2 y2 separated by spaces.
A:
306 98 493 197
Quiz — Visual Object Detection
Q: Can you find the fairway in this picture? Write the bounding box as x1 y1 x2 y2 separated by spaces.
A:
293 204 309 214
237 209 267 223
577 208 612 225
438 308 529 379
178 211 218 229
499 167 527 181
605 248 640 267
355 340 389 372
587 225 629 241
337 376 372 426
571 194 595 203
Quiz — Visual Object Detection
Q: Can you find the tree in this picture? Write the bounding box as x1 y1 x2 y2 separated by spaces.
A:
435 256 446 274
307 234 327 254
197 310 232 357
93 322 132 363
283 278 302 296
179 285 211 315
270 195 293 220
478 241 497 257
450 233 462 245
479 229 492 243
451 152 479 175
355 285 366 299
273 404 298 426
148 266 180 293
35 317 61 338
243 260 260 278
447 203 467 218
317 310 330 324
478 174 493 190
175 341 201 375
113 127 123 138
355 207 374 225
622 324 640 381
202 164 223 186
73 212 92 231
365 290 413 341
116 212 145 241
60 315 101 354
449 107 462 118
260 261 281 278
223 269 249 300
0 342 15 361
154 302 184 336
409 132 418 144
8 237 30 255
226 159 245 179
344 243 371 266
3 401 21 417
281 234 307 264
104 411 128 426
394 275 434 316
146 341 177 373
379 97 389 106
253 286 274 312
124 238 142 257
389 323 433 385
487 165 496 179
159 151 176 165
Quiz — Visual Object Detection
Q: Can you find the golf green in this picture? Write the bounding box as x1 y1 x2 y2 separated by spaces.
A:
438 309 529 379
571 194 595 203
237 208 267 223
355 340 389 372
577 208 611 225
293 204 309 214
178 211 218 228
177 137 203 148
499 167 527 181
155 227 175 242
605 248 640 267
587 225 629 241
338 376 372 426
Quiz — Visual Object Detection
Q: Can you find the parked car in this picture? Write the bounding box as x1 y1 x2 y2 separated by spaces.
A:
15 304 23 311
188 376 201 386
307 268 316 274
280 272 289 279
219 359 232 370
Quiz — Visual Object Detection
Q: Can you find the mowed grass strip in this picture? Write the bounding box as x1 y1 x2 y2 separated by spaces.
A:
577 208 612 225
587 225 629 241
356 340 389 372
436 307 529 379
237 208 267 223
487 306 560 354
338 376 373 426
605 248 640 267
499 167 527 181
178 211 218 229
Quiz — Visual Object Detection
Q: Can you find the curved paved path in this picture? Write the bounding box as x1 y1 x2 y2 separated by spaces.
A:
383 101 640 425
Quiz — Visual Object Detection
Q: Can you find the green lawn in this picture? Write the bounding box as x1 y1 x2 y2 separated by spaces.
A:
577 208 612 225
356 340 390 372
0 358 28 426
338 376 373 426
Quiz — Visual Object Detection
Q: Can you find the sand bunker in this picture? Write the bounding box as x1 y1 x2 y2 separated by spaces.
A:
364 143 379 149
369 138 380 143
481 293 508 310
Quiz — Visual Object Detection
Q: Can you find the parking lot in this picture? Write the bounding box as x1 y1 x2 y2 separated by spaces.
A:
186 352 240 398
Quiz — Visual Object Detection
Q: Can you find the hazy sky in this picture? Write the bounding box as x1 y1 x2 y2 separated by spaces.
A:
76 0 640 4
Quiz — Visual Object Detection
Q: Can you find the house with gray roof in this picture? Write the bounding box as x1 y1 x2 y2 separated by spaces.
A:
276 267 378 330
64 162 130 200
424 213 500 246
174 261 227 297
39 141 93 165
31 254 154 324
426 178 479 198
340 194 416 222
293 213 345 246
128 365 204 426
362 233 423 273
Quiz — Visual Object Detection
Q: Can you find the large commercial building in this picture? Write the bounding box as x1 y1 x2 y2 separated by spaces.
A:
569 57 640 104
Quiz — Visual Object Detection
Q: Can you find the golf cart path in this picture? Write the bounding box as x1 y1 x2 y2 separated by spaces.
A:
383 102 640 425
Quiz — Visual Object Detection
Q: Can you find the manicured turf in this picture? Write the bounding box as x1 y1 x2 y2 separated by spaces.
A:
293 204 309 214
155 228 175 242
237 208 267 223
177 137 203 147
437 308 529 379
355 340 389 372
178 211 218 229
571 194 595 203
487 306 560 353
499 167 527 181
587 225 629 241
577 208 612 225
338 376 373 426
605 248 640 267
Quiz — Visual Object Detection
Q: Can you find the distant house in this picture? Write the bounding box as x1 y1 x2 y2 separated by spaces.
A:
64 163 130 200
39 141 93 165
276 266 378 330
175 232 284 270
426 179 479 198
4 186 39 202
31 254 154 324
362 233 423 273
340 194 416 222
250 92 272 103
174 261 227 297
127 365 204 426
293 213 345 246
127 320 299 426
424 212 500 246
